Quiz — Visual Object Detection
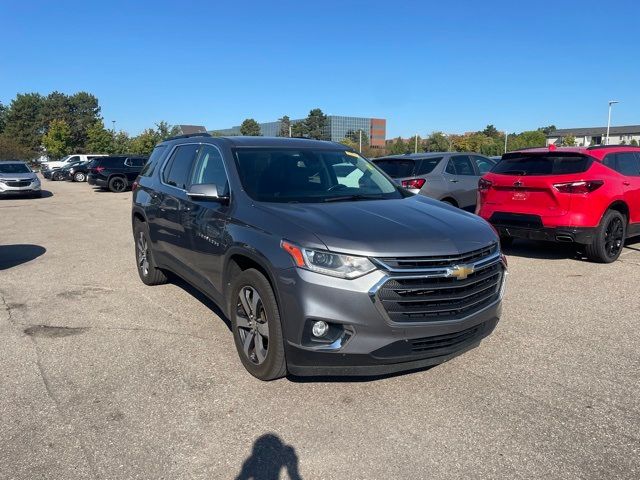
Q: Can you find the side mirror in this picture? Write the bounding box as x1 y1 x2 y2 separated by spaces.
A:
186 183 229 203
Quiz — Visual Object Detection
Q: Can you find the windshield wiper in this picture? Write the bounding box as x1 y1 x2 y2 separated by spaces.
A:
322 194 385 203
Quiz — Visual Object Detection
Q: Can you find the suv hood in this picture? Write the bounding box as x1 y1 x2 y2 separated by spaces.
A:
255 195 497 257
0 172 37 181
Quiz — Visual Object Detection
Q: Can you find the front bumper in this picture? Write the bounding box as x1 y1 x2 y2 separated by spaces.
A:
0 181 41 196
277 260 504 377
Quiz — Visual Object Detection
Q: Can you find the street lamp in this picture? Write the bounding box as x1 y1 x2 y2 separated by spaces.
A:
606 100 619 145
112 120 116 133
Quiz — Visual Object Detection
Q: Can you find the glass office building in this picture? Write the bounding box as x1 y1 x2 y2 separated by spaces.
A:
211 115 386 147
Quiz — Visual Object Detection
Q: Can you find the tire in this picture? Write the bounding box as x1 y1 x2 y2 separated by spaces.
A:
73 172 86 182
133 220 168 285
229 269 287 381
585 210 626 263
441 198 457 208
52 172 62 181
499 235 514 248
108 176 127 193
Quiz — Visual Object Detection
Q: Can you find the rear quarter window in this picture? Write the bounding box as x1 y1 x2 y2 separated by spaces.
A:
139 146 166 177
492 154 592 176
373 159 416 178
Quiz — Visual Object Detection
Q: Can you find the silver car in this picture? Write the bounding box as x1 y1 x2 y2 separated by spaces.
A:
373 153 496 210
0 160 42 198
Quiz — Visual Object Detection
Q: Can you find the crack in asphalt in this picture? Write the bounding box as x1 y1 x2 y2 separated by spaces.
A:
0 291 100 479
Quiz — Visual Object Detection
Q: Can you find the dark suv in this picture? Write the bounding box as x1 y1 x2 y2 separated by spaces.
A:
88 155 148 192
132 134 506 380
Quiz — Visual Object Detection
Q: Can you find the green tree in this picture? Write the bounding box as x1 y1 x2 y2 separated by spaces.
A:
67 92 101 151
424 132 450 152
156 121 181 140
345 129 369 148
291 121 308 137
113 131 132 153
482 125 500 138
86 121 114 153
631 139 639 146
339 137 359 151
240 118 262 136
278 115 291 137
303 108 328 140
130 128 159 155
0 135 32 160
561 135 576 147
388 137 408 155
539 125 557 135
3 93 44 153
42 119 72 158
406 135 424 153
0 102 7 134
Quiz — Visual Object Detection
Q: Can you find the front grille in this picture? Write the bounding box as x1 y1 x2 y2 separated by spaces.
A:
375 246 503 323
410 322 483 354
377 243 498 270
6 180 31 187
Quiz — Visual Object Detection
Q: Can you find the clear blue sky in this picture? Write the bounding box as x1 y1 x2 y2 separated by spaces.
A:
2 0 639 137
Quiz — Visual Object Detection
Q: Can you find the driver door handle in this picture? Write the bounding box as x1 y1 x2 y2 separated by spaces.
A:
449 179 459 183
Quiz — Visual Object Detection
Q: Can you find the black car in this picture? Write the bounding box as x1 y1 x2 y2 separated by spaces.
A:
65 160 92 182
131 134 505 380
51 160 84 181
88 155 148 192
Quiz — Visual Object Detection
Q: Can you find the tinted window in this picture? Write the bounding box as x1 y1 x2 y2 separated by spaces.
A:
98 157 126 167
128 157 146 168
614 152 640 176
445 159 456 174
66 155 80 163
163 144 200 189
473 155 495 174
450 155 476 175
492 154 592 176
372 159 416 178
189 145 229 194
140 146 166 177
0 163 30 173
417 157 442 175
234 148 401 203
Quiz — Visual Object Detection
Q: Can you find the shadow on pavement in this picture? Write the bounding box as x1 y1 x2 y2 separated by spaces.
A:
0 244 46 270
168 273 232 331
0 190 53 200
235 434 302 480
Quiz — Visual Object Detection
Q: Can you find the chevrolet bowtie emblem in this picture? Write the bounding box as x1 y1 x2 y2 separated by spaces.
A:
446 264 475 280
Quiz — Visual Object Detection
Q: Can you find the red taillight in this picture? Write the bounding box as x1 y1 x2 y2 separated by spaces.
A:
132 180 139 191
553 180 604 194
478 178 493 192
401 178 426 189
95 166 105 173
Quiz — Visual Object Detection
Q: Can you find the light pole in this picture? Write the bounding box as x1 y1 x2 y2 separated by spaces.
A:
358 130 362 153
414 133 418 154
504 130 508 154
606 100 619 145
112 120 116 133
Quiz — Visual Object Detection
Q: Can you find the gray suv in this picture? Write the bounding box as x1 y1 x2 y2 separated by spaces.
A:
373 153 496 210
132 135 506 380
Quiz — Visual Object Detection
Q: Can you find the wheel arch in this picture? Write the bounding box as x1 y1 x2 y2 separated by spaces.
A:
605 200 629 224
440 196 459 207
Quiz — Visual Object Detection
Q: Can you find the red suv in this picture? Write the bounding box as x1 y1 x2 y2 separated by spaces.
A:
477 145 640 263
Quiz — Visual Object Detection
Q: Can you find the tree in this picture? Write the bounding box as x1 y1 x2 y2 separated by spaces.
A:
482 125 500 138
345 129 369 148
539 125 557 135
406 135 424 153
291 121 308 137
240 118 262 136
42 119 72 158
339 137 359 151
156 121 181 141
0 102 7 134
86 121 114 153
0 135 32 160
3 93 44 153
562 135 576 147
387 137 408 155
130 128 159 155
304 108 328 140
278 115 291 137
631 139 639 146
113 131 132 153
67 92 101 151
424 132 450 152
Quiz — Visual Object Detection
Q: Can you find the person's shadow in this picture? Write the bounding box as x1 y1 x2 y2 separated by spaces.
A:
235 434 302 480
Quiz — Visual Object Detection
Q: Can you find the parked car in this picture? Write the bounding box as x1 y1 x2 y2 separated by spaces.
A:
132 134 507 380
477 145 640 263
40 154 106 177
0 160 42 198
51 159 84 181
87 155 148 192
372 153 496 210
65 160 92 182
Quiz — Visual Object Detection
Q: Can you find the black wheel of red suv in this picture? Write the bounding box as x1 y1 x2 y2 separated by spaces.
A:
133 220 168 285
585 210 626 263
229 269 287 381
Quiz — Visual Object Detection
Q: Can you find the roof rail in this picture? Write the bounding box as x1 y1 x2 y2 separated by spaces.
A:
165 132 212 141
586 144 640 150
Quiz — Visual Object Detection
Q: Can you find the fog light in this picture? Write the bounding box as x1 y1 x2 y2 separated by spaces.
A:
311 320 329 337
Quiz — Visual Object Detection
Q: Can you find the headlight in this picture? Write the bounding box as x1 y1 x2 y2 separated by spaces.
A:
281 240 376 279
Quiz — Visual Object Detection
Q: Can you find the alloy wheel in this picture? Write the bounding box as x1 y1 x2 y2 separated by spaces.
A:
137 232 149 276
235 286 269 365
604 216 624 258
112 178 126 192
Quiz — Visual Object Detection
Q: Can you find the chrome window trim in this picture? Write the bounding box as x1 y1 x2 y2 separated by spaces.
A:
159 141 231 197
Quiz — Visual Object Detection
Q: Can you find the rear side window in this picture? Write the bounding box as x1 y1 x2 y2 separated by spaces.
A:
604 152 640 176
127 157 146 168
472 155 495 174
448 155 476 176
373 159 416 178
492 153 592 176
163 144 200 189
139 146 166 177
416 157 442 175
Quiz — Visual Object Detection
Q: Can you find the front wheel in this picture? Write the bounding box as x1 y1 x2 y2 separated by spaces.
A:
230 269 287 381
585 210 626 263
73 172 86 182
108 176 127 193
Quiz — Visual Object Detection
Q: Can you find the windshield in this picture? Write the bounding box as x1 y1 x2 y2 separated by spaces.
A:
492 153 592 176
0 163 31 174
234 148 402 203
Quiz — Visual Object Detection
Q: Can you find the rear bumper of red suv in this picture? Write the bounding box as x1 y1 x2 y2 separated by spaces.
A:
484 212 598 244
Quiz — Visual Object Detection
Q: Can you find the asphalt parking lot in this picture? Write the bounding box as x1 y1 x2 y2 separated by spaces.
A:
1 177 639 480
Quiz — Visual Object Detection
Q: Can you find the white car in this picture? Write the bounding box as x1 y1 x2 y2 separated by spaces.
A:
0 161 42 198
40 154 106 173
